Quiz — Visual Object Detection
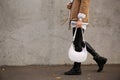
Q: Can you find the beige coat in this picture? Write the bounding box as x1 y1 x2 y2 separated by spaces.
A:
70 0 90 23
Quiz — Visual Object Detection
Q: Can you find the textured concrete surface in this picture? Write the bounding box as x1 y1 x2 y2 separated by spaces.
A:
0 64 120 80
0 0 120 65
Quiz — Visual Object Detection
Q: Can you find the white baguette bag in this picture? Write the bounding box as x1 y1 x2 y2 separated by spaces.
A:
68 28 87 62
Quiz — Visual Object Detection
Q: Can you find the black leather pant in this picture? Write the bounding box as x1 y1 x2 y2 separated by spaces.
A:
73 27 99 58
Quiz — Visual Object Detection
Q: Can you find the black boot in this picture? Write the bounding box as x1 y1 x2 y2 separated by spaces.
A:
85 42 107 72
94 56 107 72
64 62 81 75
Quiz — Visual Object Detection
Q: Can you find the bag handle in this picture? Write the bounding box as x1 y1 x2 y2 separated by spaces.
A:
73 28 85 42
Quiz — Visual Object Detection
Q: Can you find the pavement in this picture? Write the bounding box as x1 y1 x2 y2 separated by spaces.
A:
0 64 120 80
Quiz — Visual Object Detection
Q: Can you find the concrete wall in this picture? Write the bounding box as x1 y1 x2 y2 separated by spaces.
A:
0 0 120 66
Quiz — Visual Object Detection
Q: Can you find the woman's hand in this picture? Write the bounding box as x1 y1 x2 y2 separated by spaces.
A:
67 2 72 9
76 20 83 28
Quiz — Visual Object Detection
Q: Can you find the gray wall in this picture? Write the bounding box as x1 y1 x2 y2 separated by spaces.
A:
0 0 120 66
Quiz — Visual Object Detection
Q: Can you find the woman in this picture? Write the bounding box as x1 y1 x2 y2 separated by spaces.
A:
64 0 107 75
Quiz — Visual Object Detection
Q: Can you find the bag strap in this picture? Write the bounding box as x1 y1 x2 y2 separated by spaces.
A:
73 28 85 42
81 28 85 42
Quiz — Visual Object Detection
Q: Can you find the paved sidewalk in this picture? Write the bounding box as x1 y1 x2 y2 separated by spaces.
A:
0 64 120 80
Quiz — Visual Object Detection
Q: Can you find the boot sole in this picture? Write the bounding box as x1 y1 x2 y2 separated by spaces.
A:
64 72 81 75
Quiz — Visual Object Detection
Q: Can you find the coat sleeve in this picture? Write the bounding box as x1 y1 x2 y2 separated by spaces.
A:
78 0 90 19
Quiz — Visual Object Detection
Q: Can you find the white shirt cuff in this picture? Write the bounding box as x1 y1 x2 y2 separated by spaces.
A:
78 13 86 20
81 23 88 30
69 0 73 2
71 21 88 30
